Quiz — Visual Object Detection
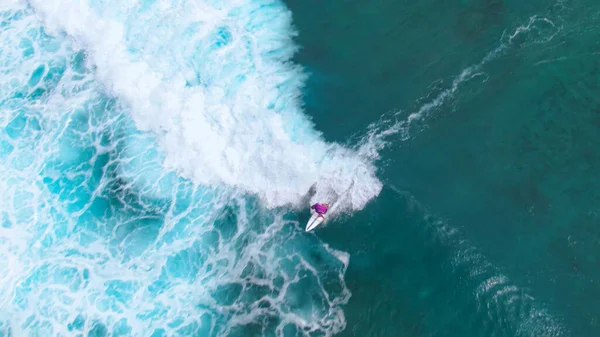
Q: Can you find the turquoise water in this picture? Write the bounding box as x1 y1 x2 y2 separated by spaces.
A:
1 0 599 336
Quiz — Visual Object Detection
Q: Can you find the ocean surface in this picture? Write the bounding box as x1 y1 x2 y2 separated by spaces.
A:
0 0 599 336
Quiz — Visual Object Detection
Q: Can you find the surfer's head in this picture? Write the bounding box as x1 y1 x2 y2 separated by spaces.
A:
323 203 329 208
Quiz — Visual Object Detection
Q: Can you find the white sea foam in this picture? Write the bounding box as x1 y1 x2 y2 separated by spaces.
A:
27 0 383 214
0 2 353 336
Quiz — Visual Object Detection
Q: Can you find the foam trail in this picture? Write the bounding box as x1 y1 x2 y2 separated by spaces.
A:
27 0 383 215
389 187 568 337
359 15 561 155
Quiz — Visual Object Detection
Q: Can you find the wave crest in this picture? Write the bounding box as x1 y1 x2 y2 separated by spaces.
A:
28 0 383 214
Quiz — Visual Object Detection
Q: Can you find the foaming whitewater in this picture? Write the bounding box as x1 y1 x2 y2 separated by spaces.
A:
27 0 382 214
0 1 368 336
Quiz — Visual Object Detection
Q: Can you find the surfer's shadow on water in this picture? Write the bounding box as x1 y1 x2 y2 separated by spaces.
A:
300 182 318 206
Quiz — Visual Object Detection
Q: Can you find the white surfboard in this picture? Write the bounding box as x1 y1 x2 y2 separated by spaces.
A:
305 212 325 232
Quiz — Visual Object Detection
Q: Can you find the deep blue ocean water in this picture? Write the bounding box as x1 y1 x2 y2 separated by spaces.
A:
1 0 599 336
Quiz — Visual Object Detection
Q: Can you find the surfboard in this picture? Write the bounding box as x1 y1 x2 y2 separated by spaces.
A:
304 181 354 232
305 212 324 232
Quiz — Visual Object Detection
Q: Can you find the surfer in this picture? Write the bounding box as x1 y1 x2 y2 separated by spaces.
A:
305 202 330 232
311 203 329 221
